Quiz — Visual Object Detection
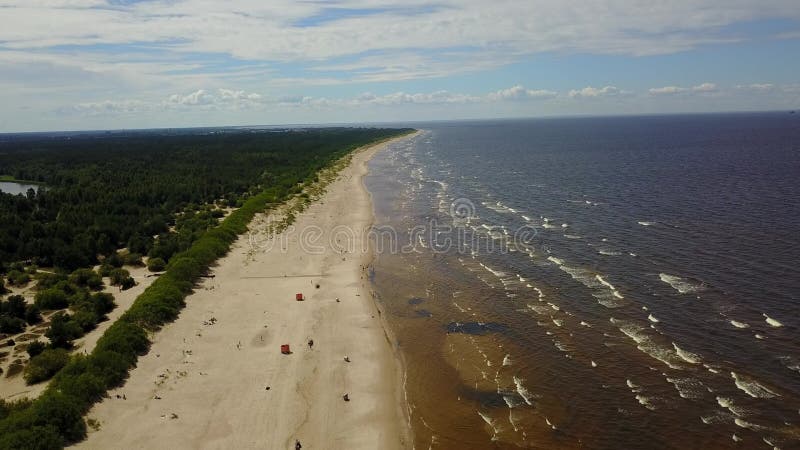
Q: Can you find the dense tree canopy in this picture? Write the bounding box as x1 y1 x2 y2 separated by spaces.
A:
0 128 406 271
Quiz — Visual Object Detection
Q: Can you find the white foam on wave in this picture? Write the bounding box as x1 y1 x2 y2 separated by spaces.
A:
591 360 598 368
599 249 622 256
731 320 750 329
717 396 747 417
635 395 658 411
513 376 535 406
731 372 780 399
672 343 702 364
478 411 500 440
503 354 512 366
638 221 656 226
666 377 705 399
701 411 730 425
503 394 522 409
659 273 703 294
778 355 800 373
521 215 532 222
648 314 660 324
612 318 684 369
596 275 625 299
552 319 564 327
564 234 582 239
550 258 625 307
734 417 766 431
479 262 506 278
580 321 591 327
527 304 551 315
763 313 783 328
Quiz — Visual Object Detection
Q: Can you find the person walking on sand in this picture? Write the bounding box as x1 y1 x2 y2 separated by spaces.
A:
308 339 314 349
295 439 302 449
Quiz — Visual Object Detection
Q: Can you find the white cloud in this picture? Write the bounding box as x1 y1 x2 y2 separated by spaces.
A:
648 86 685 95
736 83 775 91
162 88 266 109
692 82 717 92
64 84 564 115
488 85 558 101
1 1 799 74
649 82 717 95
568 86 628 98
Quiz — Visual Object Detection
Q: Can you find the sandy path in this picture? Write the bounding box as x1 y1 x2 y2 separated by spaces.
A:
76 136 413 450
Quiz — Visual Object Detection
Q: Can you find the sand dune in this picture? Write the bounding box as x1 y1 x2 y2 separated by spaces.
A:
76 135 414 449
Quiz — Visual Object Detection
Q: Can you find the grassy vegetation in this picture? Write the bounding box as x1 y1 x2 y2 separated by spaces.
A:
0 175 42 184
0 128 412 449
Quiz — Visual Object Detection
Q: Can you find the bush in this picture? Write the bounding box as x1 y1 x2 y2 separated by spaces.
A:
0 315 26 334
34 272 67 290
0 398 32 421
30 391 86 443
45 313 83 349
146 257 166 272
69 269 104 291
34 288 69 310
97 264 113 278
89 293 115 317
108 268 130 286
26 341 45 358
71 310 98 332
123 253 144 267
0 425 64 450
2 295 27 319
0 278 7 295
7 270 30 287
105 253 123 268
119 277 135 291
24 348 70 384
25 304 42 325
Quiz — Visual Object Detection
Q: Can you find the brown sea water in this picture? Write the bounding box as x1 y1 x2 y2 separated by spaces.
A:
365 116 800 449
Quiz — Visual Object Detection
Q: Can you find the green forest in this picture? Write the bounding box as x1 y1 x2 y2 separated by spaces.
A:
0 127 409 449
0 128 404 270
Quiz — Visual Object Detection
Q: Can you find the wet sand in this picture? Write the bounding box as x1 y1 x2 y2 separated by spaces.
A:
76 135 415 449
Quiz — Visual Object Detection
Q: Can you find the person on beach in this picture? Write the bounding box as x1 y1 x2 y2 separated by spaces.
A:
295 439 302 449
308 339 314 349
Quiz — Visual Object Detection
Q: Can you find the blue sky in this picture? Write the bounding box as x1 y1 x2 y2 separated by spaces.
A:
0 0 798 132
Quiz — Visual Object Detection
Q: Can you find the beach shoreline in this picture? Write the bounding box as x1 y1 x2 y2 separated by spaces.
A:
75 134 415 449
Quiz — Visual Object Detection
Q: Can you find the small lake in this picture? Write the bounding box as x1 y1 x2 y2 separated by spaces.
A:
0 181 41 195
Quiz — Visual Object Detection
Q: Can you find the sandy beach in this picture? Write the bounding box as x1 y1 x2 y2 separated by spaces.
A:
75 135 414 449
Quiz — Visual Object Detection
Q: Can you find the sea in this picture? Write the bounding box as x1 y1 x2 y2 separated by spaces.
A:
364 113 800 449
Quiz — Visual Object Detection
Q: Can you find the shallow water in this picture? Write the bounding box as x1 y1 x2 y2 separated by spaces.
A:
366 114 800 449
0 181 40 195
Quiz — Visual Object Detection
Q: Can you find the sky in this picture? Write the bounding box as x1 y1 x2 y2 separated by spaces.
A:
0 0 799 132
